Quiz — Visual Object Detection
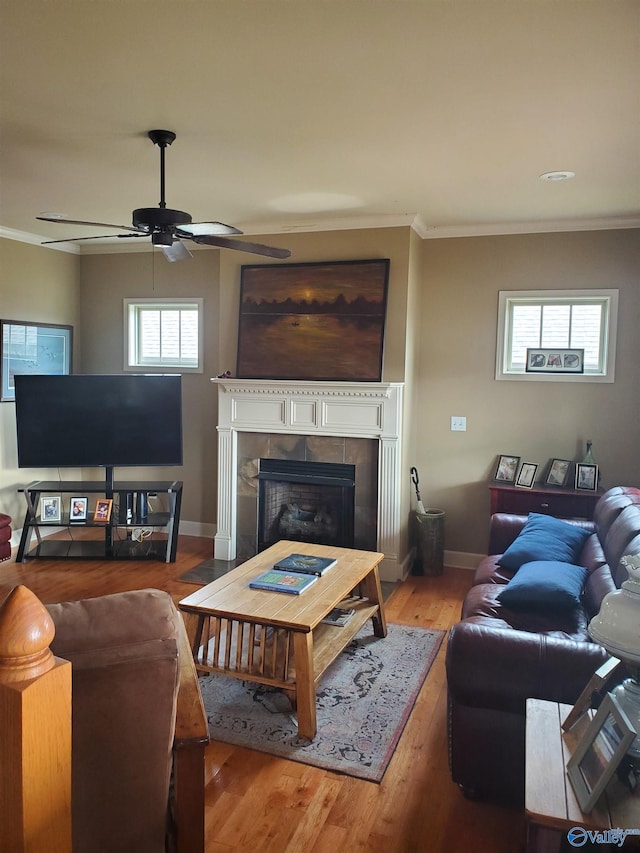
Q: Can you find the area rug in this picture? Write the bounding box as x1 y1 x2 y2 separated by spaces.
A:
198 622 444 782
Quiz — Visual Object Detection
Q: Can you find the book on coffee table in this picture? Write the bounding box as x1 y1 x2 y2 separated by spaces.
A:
321 607 356 627
273 553 337 576
249 569 318 595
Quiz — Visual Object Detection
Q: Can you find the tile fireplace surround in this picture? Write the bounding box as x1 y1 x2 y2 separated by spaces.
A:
213 379 404 582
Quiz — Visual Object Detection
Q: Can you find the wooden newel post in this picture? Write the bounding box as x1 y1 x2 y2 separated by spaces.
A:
0 586 72 853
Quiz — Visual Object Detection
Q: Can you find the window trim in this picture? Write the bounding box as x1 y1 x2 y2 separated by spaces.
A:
495 289 618 383
124 297 204 373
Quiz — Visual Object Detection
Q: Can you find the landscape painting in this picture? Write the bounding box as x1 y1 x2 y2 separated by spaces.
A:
236 259 389 381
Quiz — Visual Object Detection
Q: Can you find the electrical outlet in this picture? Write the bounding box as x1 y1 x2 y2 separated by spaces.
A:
451 416 467 432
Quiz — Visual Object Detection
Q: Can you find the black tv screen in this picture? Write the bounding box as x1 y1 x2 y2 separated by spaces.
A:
14 374 183 469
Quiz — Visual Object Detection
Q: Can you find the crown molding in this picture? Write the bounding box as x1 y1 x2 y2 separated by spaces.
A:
418 216 640 239
0 226 81 253
2 214 638 256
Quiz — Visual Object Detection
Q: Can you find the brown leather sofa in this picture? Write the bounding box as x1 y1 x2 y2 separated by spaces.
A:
446 485 640 805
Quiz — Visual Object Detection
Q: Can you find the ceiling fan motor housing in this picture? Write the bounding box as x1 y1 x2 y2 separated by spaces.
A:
132 207 192 230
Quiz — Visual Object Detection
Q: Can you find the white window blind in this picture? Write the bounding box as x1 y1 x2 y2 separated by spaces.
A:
124 298 203 372
497 290 617 382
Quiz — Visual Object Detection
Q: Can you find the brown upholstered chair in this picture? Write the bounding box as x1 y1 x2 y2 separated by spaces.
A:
0 586 209 853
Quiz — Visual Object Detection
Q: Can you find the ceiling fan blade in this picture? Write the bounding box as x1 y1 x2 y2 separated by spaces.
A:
192 234 291 259
37 215 146 234
176 222 242 237
41 233 149 245
161 240 193 263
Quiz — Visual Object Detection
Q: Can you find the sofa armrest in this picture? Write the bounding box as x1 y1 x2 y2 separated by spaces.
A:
446 619 609 714
487 513 528 555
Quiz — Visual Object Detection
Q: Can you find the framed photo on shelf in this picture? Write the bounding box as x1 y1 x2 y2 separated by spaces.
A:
525 347 584 374
545 458 572 488
566 693 636 813
40 495 61 523
516 462 538 489
494 454 520 483
1 320 73 402
576 463 598 491
69 496 88 522
93 498 113 523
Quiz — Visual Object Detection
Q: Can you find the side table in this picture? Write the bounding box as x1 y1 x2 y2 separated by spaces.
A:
490 483 602 520
525 699 640 852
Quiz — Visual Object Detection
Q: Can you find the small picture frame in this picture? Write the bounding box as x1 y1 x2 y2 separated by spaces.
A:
69 496 88 523
567 692 636 813
93 498 113 523
576 462 598 491
545 458 572 488
563 657 623 732
40 495 61 523
516 462 538 489
525 347 584 374
494 454 520 483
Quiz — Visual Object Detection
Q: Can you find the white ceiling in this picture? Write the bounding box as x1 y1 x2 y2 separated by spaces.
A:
1 0 639 254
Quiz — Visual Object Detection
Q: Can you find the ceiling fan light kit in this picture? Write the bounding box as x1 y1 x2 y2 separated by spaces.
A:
36 130 291 261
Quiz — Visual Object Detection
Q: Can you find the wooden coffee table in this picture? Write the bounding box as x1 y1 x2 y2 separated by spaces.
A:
178 541 387 740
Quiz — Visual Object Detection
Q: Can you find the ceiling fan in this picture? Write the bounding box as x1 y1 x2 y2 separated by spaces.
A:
37 130 291 262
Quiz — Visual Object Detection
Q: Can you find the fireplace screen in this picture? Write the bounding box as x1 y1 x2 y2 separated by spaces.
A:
257 459 355 552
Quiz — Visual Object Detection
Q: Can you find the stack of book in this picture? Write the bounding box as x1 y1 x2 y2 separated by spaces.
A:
249 552 337 595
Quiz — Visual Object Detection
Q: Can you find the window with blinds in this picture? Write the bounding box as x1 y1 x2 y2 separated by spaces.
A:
496 290 618 382
125 298 203 372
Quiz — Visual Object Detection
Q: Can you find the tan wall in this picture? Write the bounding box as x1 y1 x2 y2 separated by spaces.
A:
4 227 637 563
78 250 221 527
416 229 640 557
0 239 81 524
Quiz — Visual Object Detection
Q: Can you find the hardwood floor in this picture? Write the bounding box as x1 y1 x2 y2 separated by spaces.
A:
0 537 527 853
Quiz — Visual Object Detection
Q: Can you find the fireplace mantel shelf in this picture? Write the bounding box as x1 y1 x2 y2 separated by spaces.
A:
212 378 405 581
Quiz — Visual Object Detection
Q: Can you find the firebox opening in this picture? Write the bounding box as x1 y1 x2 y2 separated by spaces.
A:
257 459 356 552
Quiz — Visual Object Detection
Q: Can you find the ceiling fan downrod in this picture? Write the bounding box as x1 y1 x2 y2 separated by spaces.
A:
133 130 191 236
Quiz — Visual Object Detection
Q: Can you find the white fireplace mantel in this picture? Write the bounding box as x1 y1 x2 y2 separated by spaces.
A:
213 379 404 580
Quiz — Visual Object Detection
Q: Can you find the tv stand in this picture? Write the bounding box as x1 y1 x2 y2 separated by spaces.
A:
16 480 183 563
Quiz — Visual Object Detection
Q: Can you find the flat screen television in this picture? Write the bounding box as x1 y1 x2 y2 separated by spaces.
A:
14 374 183 476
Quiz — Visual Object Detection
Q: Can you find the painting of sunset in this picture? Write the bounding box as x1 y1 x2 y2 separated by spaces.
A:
236 259 390 380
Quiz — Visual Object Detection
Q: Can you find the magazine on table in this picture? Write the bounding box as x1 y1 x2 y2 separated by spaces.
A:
249 569 318 595
320 607 356 627
273 553 337 576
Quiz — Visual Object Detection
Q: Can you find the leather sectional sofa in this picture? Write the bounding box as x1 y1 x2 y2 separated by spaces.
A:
446 485 640 805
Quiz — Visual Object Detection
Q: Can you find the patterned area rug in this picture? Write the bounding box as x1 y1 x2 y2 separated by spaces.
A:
198 623 444 782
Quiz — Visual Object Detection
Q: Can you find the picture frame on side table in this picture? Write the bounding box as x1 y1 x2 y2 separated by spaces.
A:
40 495 61 523
562 657 623 732
0 320 73 402
576 463 598 491
516 462 538 489
567 693 636 813
93 498 113 523
69 496 88 523
494 454 520 483
545 458 572 487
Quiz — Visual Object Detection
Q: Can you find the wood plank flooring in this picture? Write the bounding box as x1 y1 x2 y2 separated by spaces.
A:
0 537 527 852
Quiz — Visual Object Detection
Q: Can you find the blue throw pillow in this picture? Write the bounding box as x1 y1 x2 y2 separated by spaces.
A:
496 560 588 610
497 513 591 571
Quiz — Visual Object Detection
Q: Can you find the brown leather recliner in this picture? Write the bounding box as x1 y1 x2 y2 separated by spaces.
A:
1 586 209 853
446 486 640 805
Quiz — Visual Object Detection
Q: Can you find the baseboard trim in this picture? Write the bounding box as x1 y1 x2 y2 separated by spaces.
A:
445 549 483 571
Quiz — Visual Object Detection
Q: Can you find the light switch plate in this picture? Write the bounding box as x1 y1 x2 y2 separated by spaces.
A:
451 416 467 431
